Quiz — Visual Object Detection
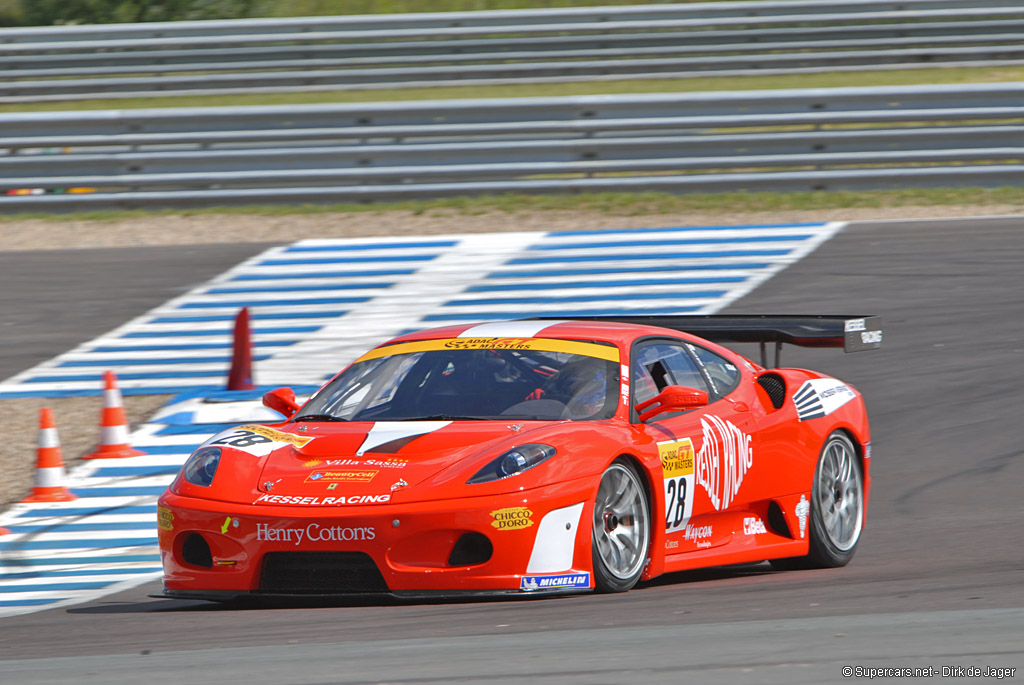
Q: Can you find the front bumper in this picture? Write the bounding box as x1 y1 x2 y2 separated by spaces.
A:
157 478 595 599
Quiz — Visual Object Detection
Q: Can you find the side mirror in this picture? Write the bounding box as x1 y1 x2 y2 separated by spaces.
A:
635 385 708 422
263 387 299 419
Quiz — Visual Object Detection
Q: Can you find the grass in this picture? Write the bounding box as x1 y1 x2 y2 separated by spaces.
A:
4 65 1024 115
3 186 1023 223
0 0 769 24
255 0 788 15
2 1 1021 219
262 0 684 13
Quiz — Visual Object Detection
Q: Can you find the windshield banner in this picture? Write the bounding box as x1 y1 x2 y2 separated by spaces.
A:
356 337 620 363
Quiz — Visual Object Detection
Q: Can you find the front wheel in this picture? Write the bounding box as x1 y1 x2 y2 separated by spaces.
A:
591 459 650 592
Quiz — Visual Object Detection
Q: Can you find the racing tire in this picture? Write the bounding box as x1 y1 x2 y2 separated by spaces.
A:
591 458 651 592
772 431 864 570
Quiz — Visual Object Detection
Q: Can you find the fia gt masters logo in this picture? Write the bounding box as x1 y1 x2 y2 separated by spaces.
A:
444 337 533 350
520 573 590 592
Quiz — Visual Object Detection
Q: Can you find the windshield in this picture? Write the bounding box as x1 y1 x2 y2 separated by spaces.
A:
294 340 621 422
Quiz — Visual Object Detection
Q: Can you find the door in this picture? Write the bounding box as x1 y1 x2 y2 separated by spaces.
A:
630 339 755 552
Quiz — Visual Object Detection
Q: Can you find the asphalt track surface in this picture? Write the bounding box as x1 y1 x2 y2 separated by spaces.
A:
1 218 1022 684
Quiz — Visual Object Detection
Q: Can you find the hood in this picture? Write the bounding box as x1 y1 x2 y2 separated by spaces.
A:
250 420 542 503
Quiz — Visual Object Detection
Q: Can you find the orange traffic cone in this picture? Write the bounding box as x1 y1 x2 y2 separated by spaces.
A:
82 371 146 460
22 408 77 503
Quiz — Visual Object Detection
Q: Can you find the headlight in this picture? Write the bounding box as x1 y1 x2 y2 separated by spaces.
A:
181 446 221 487
468 444 556 484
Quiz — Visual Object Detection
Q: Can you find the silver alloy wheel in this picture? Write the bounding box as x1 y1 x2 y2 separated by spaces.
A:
816 435 863 552
592 462 649 581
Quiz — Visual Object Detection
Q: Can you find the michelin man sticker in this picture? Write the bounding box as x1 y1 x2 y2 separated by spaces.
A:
795 494 810 539
204 424 313 458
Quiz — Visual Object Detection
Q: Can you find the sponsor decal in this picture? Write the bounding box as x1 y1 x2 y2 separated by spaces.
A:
686 343 718 394
157 506 174 531
206 425 313 457
860 330 883 345
683 524 712 542
792 379 856 421
865 442 872 459
357 338 619 363
445 337 532 350
665 539 679 550
620 364 630 406
327 483 338 491
316 458 409 470
253 493 391 506
795 495 810 539
490 506 534 531
743 516 767 535
240 425 314 446
658 438 695 533
695 416 754 511
256 522 375 545
520 573 590 592
305 469 378 483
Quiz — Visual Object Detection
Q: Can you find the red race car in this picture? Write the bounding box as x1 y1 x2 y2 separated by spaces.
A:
157 315 881 601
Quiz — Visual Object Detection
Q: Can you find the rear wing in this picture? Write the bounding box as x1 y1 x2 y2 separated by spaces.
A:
537 315 882 368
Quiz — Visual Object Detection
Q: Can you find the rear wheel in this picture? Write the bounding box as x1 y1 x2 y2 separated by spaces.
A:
809 431 864 566
773 431 864 569
591 459 650 592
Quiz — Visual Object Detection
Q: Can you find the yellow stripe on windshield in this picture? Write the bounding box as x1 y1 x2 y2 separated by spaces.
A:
356 337 620 363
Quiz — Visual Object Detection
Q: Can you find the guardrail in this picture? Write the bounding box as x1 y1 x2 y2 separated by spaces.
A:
3 83 1022 210
2 0 1024 103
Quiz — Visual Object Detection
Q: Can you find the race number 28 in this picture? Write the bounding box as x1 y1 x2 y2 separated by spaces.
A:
658 438 695 534
212 429 273 448
666 477 688 529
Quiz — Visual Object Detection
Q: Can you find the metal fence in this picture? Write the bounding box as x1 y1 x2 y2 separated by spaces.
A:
2 82 1023 210
2 0 1024 102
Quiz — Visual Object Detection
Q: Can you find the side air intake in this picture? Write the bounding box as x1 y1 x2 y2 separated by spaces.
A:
757 373 787 410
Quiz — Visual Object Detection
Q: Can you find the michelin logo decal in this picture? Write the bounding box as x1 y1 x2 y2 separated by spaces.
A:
792 379 856 421
520 573 590 592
